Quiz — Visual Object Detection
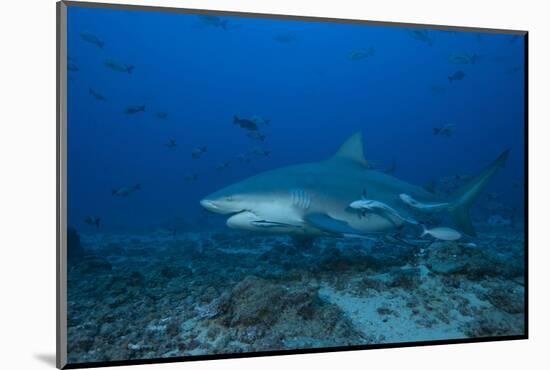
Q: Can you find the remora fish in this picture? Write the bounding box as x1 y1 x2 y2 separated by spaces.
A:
399 193 449 212
349 196 418 225
201 132 508 237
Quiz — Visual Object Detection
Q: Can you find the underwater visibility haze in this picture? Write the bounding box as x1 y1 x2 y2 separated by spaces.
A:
64 4 526 366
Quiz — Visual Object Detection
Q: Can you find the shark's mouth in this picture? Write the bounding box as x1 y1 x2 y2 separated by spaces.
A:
226 211 301 230
250 220 301 229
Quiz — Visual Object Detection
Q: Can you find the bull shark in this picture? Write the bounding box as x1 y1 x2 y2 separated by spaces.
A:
200 133 508 237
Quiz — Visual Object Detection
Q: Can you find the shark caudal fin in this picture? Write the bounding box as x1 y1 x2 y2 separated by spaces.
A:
448 149 509 236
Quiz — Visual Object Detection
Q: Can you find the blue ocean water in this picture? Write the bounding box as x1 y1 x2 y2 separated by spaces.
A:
67 6 524 232
64 5 526 365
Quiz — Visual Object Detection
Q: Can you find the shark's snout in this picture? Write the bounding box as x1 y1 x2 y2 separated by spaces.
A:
200 199 221 213
200 197 242 215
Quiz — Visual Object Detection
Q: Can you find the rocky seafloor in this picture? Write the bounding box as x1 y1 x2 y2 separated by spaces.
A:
66 225 525 364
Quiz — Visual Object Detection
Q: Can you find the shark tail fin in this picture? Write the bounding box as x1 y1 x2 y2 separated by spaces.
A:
448 149 509 236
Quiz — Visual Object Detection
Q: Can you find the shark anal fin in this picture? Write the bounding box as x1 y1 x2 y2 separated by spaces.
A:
305 213 363 235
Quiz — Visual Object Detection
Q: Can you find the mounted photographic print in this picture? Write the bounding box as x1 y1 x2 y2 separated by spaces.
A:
57 1 527 368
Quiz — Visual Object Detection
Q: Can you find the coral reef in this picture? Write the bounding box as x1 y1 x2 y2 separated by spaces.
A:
67 226 525 363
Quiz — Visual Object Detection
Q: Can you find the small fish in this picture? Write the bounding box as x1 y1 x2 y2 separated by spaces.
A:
67 62 79 72
433 124 455 137
184 173 198 182
112 184 141 197
448 52 477 64
251 147 270 157
233 115 259 131
165 139 177 149
216 161 231 171
84 216 101 228
192 145 207 159
348 47 375 61
124 105 145 114
156 112 168 119
409 29 433 46
198 15 228 30
421 225 462 241
274 32 297 43
80 32 104 48
506 65 522 74
104 59 134 73
238 154 251 163
89 88 105 101
246 131 266 141
448 70 465 82
250 115 271 126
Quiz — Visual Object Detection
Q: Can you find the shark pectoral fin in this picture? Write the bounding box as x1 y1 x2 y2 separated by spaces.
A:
305 213 362 235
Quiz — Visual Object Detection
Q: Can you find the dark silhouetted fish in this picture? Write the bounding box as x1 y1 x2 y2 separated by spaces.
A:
80 32 104 48
448 70 465 82
198 15 228 30
124 105 145 114
433 124 455 137
348 47 375 61
156 112 168 119
246 131 266 141
192 145 207 159
250 115 270 126
89 88 105 101
104 59 134 73
274 32 297 43
233 115 259 131
506 65 521 74
112 184 141 197
238 154 251 163
216 161 231 171
448 52 477 64
184 173 198 182
165 139 177 149
251 147 270 157
68 62 79 72
84 216 101 228
409 29 433 46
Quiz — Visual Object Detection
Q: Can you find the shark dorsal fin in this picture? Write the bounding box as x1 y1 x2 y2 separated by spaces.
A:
331 132 368 166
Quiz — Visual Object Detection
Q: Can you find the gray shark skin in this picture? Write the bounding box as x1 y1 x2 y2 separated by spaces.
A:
200 133 508 237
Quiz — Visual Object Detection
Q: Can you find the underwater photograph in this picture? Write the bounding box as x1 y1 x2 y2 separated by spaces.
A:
63 4 526 366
